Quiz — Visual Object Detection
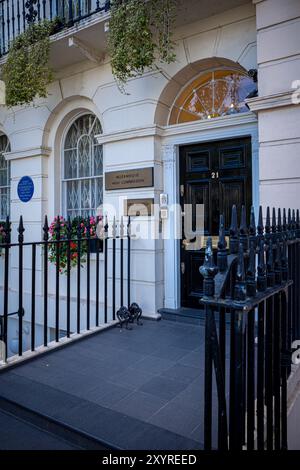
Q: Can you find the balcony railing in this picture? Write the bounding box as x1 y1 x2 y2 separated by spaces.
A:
0 0 111 57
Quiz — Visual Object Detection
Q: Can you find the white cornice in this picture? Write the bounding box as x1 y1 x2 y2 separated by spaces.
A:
246 90 296 112
162 113 257 137
96 113 257 145
4 146 51 161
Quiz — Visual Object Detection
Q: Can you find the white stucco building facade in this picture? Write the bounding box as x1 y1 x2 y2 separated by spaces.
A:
0 0 300 355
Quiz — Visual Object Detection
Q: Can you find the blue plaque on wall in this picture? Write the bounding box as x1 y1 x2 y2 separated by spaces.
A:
17 176 34 203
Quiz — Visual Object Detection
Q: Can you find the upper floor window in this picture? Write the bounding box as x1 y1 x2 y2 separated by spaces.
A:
169 69 256 125
62 114 103 218
0 134 11 220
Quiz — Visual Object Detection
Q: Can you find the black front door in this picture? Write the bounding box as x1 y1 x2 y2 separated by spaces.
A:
180 137 252 308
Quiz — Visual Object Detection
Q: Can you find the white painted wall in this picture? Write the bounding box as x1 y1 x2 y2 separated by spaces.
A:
250 0 300 211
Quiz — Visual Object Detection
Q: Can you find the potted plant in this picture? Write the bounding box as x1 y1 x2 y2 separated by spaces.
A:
48 215 103 274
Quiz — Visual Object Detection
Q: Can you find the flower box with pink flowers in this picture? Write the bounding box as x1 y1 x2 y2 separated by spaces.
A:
48 215 103 274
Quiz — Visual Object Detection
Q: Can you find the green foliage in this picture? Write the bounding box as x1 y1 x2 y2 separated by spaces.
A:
2 19 61 107
48 216 101 274
108 0 177 89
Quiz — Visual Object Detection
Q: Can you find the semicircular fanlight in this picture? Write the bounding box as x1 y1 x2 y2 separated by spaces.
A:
169 69 256 125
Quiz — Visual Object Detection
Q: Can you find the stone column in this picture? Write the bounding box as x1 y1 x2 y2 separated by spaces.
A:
3 147 51 351
162 144 180 309
5 146 51 241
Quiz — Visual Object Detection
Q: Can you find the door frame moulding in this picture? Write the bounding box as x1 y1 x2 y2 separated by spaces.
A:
161 112 259 310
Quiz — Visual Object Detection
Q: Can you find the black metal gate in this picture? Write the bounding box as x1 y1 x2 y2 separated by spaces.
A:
200 206 300 450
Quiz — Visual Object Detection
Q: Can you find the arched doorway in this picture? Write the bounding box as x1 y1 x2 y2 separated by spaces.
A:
157 58 258 309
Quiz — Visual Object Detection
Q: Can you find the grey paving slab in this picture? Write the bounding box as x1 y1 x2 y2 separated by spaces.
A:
178 346 205 369
0 319 208 449
168 334 204 351
109 367 156 390
0 411 78 450
162 363 202 384
111 391 167 421
130 355 176 375
139 375 190 400
148 400 204 441
149 344 190 361
132 426 203 450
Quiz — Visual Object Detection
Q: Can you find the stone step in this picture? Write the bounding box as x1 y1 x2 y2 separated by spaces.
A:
0 395 115 450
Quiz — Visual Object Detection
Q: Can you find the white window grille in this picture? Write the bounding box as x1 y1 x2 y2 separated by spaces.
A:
0 134 11 220
62 114 103 218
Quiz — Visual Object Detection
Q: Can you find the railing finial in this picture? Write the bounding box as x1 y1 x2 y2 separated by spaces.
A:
199 237 218 298
239 205 248 251
229 205 239 254
266 239 275 287
272 207 277 241
282 207 286 231
4 215 11 244
246 241 256 297
257 205 263 243
234 243 247 301
120 216 124 238
265 206 271 233
217 214 228 272
43 215 49 242
249 206 256 248
18 215 25 244
277 208 282 241
257 239 267 292
265 207 271 246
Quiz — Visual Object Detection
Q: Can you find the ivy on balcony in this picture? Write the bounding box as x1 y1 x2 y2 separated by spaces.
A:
108 0 177 90
1 18 61 107
0 0 177 105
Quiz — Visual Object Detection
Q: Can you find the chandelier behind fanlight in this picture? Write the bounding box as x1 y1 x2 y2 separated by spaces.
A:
169 69 257 125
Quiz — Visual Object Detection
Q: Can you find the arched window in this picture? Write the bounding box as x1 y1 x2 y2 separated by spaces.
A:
0 134 11 220
169 69 256 125
62 113 103 218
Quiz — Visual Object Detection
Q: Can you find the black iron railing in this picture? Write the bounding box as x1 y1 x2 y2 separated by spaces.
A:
200 205 300 450
0 214 141 363
0 0 111 56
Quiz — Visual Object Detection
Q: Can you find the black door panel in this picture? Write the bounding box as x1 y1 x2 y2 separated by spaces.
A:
180 137 252 308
